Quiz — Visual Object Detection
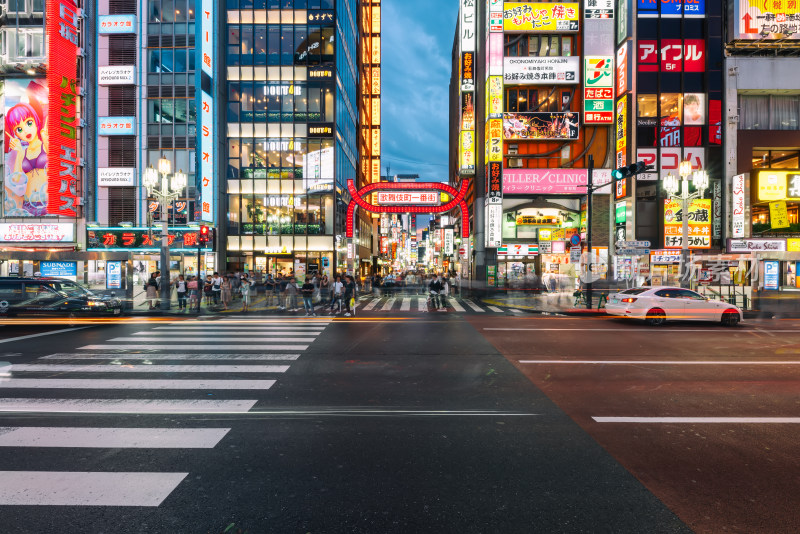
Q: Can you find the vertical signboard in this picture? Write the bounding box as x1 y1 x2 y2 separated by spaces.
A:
106 261 123 289
486 203 502 248
46 0 81 217
615 94 628 169
764 261 780 290
197 0 216 223
731 174 746 238
583 57 614 124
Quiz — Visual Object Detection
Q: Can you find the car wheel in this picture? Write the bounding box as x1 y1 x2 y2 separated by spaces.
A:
646 308 666 326
721 309 740 327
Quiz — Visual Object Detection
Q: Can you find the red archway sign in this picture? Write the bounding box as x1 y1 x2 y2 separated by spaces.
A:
346 179 470 239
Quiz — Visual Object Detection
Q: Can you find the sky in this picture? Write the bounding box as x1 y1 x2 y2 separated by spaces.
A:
380 0 460 183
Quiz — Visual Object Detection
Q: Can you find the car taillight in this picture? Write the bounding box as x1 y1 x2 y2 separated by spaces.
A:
621 297 637 303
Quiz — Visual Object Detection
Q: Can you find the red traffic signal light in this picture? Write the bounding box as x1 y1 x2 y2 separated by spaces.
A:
199 225 210 243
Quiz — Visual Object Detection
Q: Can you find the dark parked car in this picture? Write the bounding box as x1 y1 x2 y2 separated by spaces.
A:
0 277 123 318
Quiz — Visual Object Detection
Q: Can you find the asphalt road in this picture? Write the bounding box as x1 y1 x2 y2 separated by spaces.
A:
0 313 795 533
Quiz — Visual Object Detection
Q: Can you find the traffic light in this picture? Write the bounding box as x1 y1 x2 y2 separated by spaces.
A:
612 161 650 181
199 225 210 244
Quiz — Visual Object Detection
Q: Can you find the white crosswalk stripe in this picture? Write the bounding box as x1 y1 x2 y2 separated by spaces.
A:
448 297 466 312
362 298 380 311
354 296 507 313
0 318 330 508
40 353 300 361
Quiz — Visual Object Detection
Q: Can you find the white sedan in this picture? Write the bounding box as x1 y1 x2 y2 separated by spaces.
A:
605 286 743 326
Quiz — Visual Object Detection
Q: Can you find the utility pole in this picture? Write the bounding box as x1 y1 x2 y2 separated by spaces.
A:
586 155 594 310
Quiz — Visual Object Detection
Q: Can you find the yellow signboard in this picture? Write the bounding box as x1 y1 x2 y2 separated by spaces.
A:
757 171 800 201
788 238 800 252
769 200 790 228
503 3 580 32
488 76 503 116
460 130 475 173
664 199 712 249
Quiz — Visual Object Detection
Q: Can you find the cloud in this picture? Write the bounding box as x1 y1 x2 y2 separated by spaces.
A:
380 1 459 181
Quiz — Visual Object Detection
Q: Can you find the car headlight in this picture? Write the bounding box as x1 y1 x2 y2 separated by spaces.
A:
88 301 106 307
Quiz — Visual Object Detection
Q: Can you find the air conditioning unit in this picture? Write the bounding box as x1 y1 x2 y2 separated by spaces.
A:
507 158 524 168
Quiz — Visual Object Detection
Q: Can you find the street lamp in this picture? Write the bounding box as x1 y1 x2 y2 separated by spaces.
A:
663 161 708 288
143 155 187 310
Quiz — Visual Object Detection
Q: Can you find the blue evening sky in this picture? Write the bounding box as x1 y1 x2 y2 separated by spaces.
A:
380 0 460 182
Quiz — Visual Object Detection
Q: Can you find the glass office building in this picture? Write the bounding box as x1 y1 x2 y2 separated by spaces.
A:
223 0 360 278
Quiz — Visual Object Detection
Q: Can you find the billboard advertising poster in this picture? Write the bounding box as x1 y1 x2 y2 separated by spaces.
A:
585 0 614 19
503 57 579 84
488 161 503 201
488 119 503 162
636 148 658 180
584 57 614 124
98 117 135 135
503 112 579 140
757 171 800 201
638 0 705 17
106 261 123 289
0 223 74 242
664 198 712 249
764 261 780 290
616 0 632 44
461 52 475 92
4 79 50 217
98 14 136 33
486 203 503 248
616 42 630 95
40 261 77 281
584 19 615 56
87 227 209 251
735 0 800 39
503 3 579 32
303 147 334 191
98 66 135 85
98 168 136 187
461 93 475 131
503 168 588 194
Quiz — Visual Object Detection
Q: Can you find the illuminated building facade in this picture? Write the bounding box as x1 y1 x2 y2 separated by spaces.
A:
223 0 366 278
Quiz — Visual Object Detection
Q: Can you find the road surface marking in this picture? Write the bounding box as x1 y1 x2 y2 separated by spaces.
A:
520 360 800 365
79 344 309 351
448 298 466 312
462 299 484 312
487 306 504 313
0 398 257 414
380 298 396 311
362 298 380 311
0 379 275 390
10 364 290 373
508 309 523 314
111 336 316 342
417 298 426 311
0 327 92 344
40 353 300 361
151 327 325 332
0 427 230 448
182 319 329 324
486 328 786 332
400 298 411 311
0 472 187 506
593 416 800 424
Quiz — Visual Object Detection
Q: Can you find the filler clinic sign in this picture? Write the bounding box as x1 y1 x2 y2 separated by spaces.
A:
47 0 81 217
197 0 216 224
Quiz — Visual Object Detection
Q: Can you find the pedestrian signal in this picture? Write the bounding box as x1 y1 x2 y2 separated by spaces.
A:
199 225 210 243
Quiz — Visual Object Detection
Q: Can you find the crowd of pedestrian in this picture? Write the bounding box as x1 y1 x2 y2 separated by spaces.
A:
140 269 364 315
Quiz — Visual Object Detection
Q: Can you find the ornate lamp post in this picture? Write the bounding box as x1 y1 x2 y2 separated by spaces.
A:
663 161 708 288
143 155 187 310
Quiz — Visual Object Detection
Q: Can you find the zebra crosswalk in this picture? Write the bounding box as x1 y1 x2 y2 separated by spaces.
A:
0 317 330 507
352 295 514 314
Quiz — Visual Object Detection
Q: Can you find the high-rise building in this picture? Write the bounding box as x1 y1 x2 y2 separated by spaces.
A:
223 0 375 279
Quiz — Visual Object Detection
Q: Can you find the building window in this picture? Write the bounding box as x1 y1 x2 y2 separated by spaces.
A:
740 95 800 130
504 34 573 57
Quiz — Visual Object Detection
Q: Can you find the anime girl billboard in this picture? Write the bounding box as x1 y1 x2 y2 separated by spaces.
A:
4 79 49 216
